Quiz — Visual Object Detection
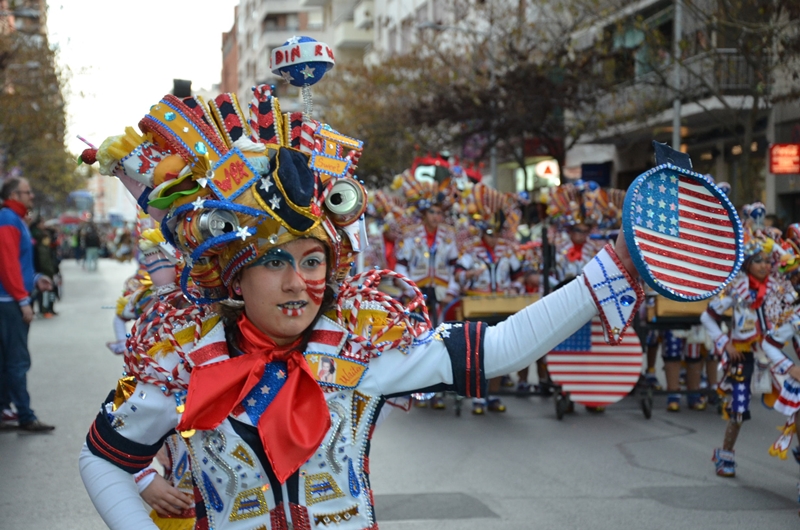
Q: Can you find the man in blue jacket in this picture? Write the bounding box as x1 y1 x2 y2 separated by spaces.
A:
0 177 55 432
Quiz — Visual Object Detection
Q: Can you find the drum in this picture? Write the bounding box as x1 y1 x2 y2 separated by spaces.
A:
547 317 643 408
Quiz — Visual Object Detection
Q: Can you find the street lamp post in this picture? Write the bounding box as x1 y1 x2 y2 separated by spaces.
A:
416 21 498 189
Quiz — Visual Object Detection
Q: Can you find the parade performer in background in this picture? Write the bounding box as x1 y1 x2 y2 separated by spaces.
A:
661 326 708 411
77 42 644 529
107 229 180 355
701 233 790 477
455 184 525 414
393 173 460 409
546 182 606 412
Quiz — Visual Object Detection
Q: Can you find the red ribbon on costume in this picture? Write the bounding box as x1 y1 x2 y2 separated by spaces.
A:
177 313 330 483
566 243 584 263
748 274 768 309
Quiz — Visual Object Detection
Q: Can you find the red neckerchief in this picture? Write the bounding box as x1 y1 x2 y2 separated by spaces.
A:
425 227 437 249
3 199 27 218
384 235 396 270
748 274 768 309
566 243 584 263
177 313 330 483
481 240 496 263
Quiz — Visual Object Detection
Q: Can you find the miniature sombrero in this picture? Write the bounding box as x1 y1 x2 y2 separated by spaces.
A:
622 142 744 301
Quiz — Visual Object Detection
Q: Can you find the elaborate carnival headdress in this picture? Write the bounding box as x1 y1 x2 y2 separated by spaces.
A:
82 38 367 304
546 180 623 229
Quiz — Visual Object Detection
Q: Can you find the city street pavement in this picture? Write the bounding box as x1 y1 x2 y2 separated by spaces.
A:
1 259 798 529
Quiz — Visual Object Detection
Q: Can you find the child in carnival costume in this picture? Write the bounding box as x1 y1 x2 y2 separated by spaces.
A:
108 229 181 355
755 248 800 511
78 49 645 530
455 184 525 414
701 229 791 477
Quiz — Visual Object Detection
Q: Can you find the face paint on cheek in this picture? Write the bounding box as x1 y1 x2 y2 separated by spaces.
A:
305 277 326 305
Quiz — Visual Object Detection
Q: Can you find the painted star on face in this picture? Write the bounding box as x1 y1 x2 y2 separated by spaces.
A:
269 194 281 210
235 226 251 241
301 65 315 79
191 198 205 211
260 176 273 193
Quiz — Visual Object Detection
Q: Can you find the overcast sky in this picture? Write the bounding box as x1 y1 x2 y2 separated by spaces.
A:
47 0 239 155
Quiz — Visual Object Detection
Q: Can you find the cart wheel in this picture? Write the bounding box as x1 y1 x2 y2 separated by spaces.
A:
641 387 653 419
641 396 653 419
555 393 568 420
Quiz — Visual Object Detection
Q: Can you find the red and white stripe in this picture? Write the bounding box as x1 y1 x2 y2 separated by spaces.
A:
634 177 737 298
547 318 643 407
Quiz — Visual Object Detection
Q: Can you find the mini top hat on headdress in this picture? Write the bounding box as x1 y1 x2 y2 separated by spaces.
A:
85 40 366 304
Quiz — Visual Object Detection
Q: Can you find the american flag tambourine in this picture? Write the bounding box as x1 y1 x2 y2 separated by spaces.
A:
622 164 744 301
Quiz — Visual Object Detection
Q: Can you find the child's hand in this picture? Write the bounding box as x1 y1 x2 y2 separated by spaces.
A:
724 341 743 363
788 365 800 381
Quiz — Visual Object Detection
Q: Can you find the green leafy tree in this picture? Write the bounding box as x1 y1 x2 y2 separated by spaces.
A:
1 26 82 210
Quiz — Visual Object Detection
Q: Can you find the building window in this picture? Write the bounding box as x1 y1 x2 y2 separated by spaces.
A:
388 27 397 55
416 4 427 25
308 9 324 30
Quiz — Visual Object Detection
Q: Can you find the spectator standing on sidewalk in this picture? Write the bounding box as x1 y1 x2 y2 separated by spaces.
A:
32 222 59 318
0 177 55 432
83 222 101 272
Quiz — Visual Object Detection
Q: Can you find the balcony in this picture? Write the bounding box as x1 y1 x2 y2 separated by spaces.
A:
260 28 330 52
334 20 372 49
354 0 373 30
594 49 758 126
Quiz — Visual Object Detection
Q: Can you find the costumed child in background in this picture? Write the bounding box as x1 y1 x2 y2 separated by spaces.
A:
701 232 790 477
107 230 180 355
455 184 525 414
77 42 645 529
393 173 461 410
759 248 800 512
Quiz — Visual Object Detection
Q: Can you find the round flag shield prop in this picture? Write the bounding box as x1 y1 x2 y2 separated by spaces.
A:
622 164 744 301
